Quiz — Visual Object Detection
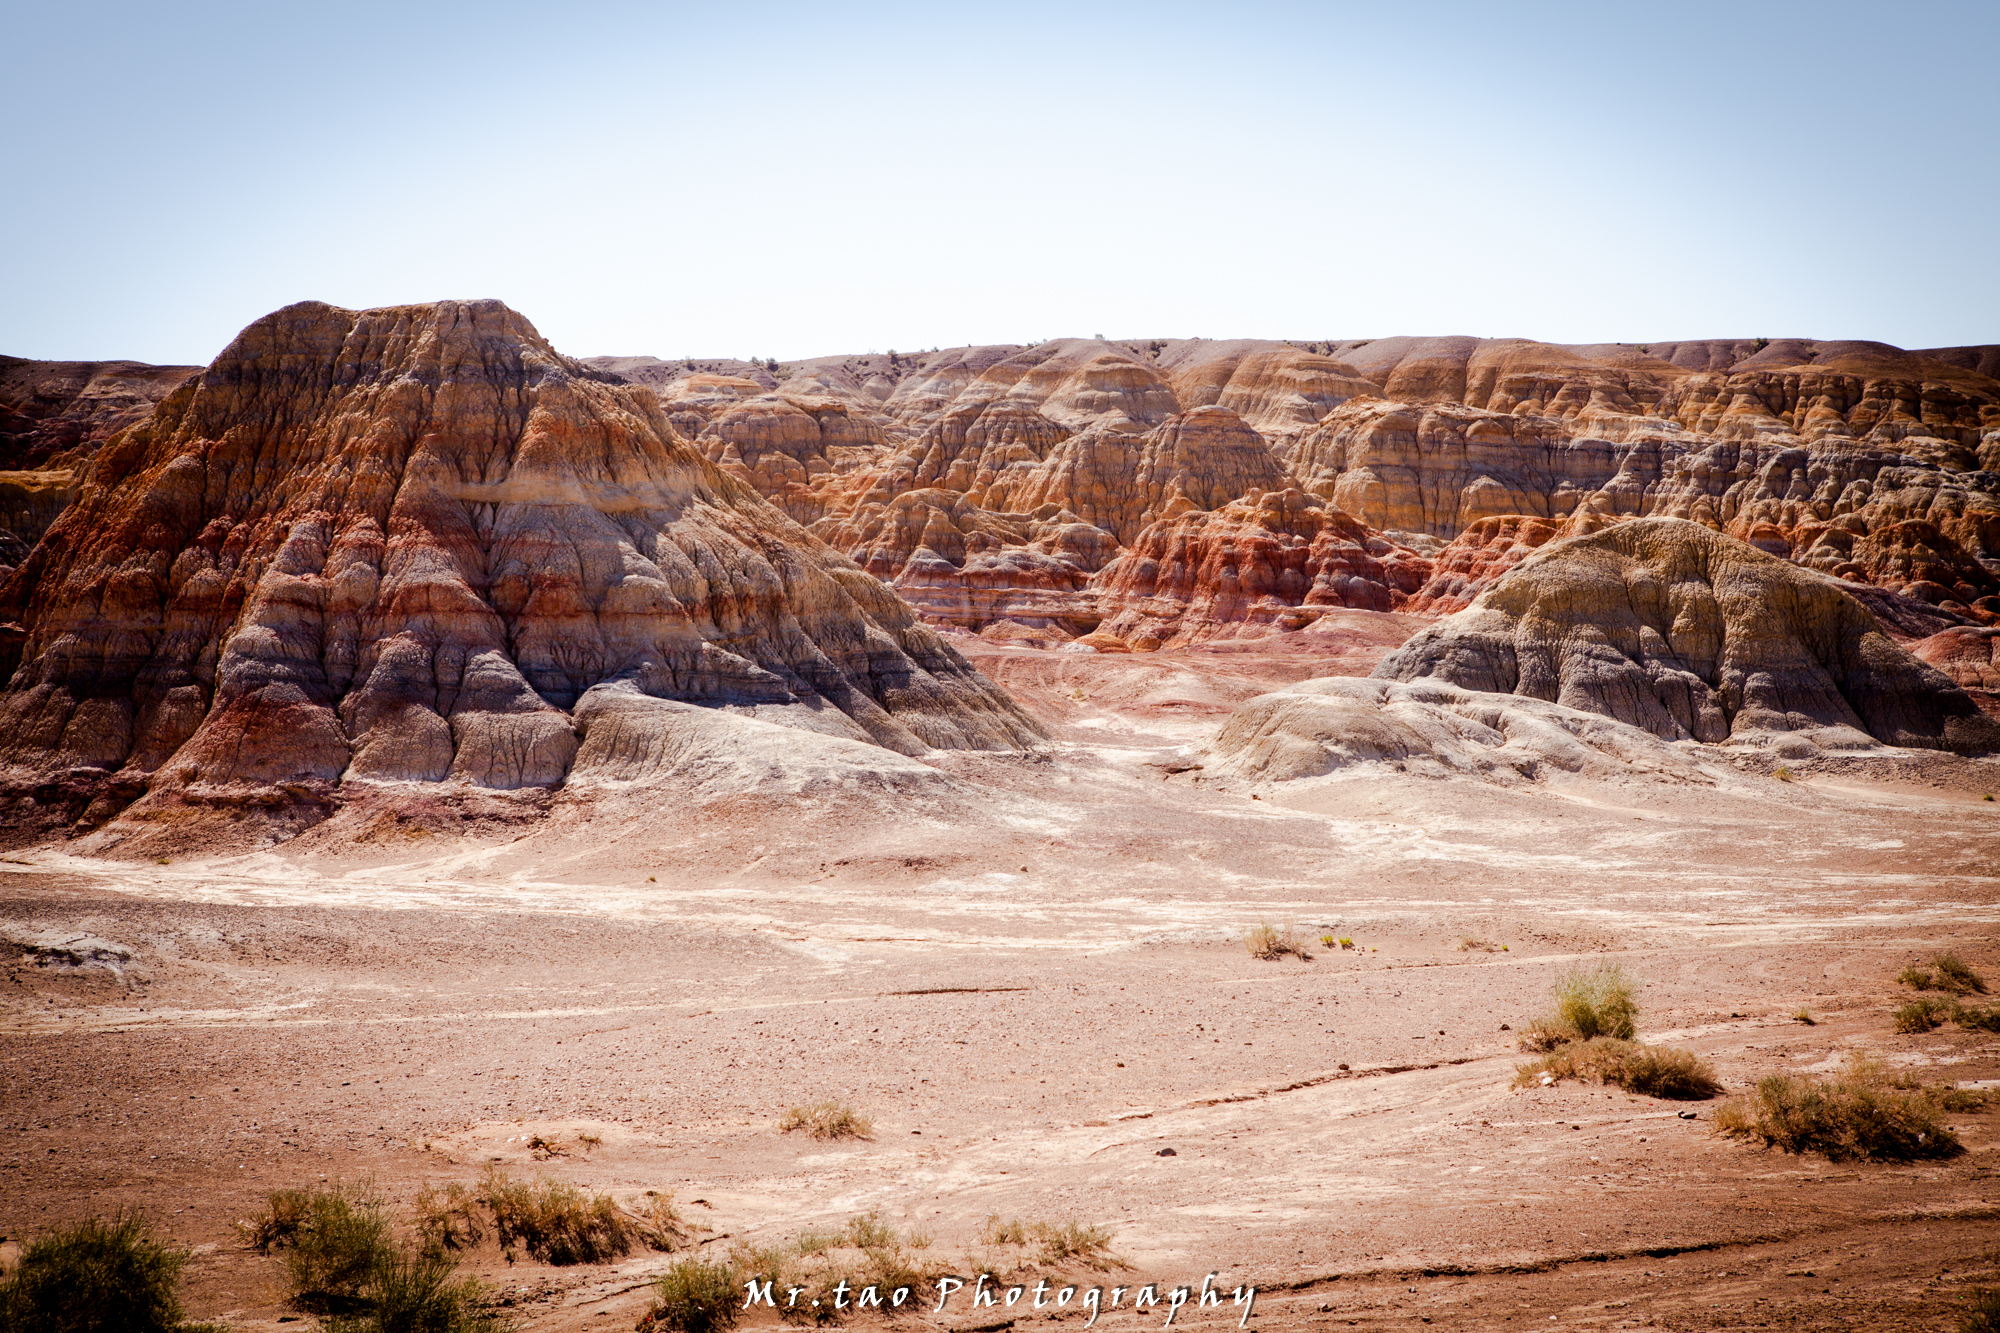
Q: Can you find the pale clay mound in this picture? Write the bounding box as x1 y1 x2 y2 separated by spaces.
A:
1198 675 1726 787
1373 517 2000 755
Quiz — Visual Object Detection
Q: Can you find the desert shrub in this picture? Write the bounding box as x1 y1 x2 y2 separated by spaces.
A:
0 1213 187 1333
321 1248 505 1333
479 1168 634 1265
780 1101 874 1141
1934 952 1989 995
640 1259 741 1333
1961 1287 2000 1333
1901 952 1989 996
1458 937 1499 953
972 1216 1121 1272
1549 962 1639 1041
728 1215 949 1324
1894 997 1952 1033
1244 923 1310 961
413 1182 484 1254
1793 1008 1816 1025
1953 1002 2000 1033
634 1191 689 1252
1712 1055 1973 1160
1513 1037 1720 1099
241 1181 393 1310
1031 1220 1119 1269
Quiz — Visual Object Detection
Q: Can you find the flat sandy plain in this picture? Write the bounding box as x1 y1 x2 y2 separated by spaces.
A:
3 618 1998 1332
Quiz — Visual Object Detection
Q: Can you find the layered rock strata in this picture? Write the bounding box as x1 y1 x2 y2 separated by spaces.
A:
1373 518 2000 754
0 300 1042 841
1091 489 1430 649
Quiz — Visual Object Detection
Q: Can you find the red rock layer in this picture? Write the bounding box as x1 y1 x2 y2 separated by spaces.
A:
1090 489 1431 650
0 300 1042 841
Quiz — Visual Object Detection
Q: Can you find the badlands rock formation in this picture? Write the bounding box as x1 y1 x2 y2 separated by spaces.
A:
0 355 200 563
1373 518 2000 754
1092 489 1429 650
0 355 200 470
571 333 1997 649
0 300 1041 842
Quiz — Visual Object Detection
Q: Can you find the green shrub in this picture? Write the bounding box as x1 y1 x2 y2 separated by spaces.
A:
1934 952 1989 995
1520 962 1638 1049
1711 1055 1972 1161
1953 1002 2000 1033
241 1182 392 1310
1900 952 1989 996
1513 1037 1721 1099
479 1168 634 1265
0 1214 186 1333
321 1248 505 1333
1894 997 1952 1033
779 1101 874 1141
641 1259 741 1333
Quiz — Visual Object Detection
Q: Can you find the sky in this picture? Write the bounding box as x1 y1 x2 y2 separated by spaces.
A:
4 0 1996 365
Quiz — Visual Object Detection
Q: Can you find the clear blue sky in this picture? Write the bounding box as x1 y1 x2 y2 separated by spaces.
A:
5 0 1995 365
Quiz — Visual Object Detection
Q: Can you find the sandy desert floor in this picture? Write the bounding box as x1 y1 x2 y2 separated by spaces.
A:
3 622 1999 1332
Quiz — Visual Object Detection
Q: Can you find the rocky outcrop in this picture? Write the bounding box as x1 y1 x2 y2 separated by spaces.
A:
0 356 201 470
0 300 1043 844
1090 489 1430 649
1910 626 2000 693
1373 518 2000 754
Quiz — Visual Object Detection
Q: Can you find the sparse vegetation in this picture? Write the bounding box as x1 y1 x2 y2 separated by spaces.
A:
1244 922 1311 961
1520 961 1640 1050
0 1213 189 1333
1513 1037 1721 1099
1712 1052 1983 1161
1900 952 1989 996
413 1182 484 1254
633 1191 689 1252
1338 937 1354 950
479 1168 635 1265
1458 937 1500 953
641 1258 741 1333
1319 933 1335 948
1894 996 1952 1033
728 1212 949 1324
1953 1003 2000 1032
779 1100 875 1141
1773 765 1795 781
240 1181 393 1310
1793 1008 1816 1025
320 1248 506 1333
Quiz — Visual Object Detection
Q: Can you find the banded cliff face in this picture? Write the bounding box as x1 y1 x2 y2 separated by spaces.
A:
576 334 1997 649
0 300 1042 839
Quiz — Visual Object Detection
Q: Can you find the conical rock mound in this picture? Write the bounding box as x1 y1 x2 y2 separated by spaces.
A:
0 300 1042 834
1372 517 2000 754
